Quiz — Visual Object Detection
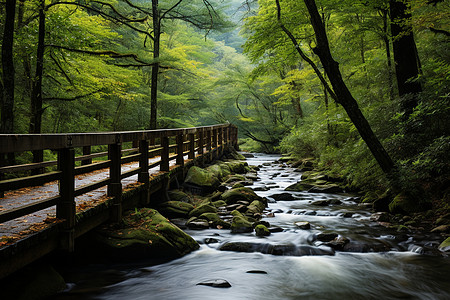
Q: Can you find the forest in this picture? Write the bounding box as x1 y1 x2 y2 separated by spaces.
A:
1 0 449 212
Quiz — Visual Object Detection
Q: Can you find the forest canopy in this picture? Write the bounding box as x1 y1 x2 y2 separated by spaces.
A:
1 0 449 206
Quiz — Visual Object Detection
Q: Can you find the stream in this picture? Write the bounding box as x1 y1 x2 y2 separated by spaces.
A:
52 153 450 300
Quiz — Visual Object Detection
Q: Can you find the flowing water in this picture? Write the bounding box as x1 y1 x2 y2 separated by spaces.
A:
53 154 450 300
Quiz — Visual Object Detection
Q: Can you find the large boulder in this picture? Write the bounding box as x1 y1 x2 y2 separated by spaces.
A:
158 201 194 218
189 202 217 218
221 187 262 205
184 166 220 194
246 200 266 216
230 210 253 233
388 192 431 214
92 208 199 259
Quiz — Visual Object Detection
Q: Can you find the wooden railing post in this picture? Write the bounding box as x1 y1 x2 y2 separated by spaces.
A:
218 127 223 157
82 146 92 165
138 139 149 183
176 133 184 166
197 128 204 166
161 133 169 171
206 129 212 162
108 141 122 222
57 147 75 252
188 133 195 159
211 128 217 160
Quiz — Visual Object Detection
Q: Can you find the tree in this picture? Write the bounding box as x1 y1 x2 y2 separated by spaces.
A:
1 0 17 165
389 0 422 117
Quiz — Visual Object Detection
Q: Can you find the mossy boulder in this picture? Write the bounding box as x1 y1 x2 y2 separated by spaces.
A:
388 192 431 214
285 182 315 192
230 210 253 233
167 189 191 203
199 212 231 229
438 237 450 252
225 161 249 174
158 201 194 218
255 224 270 237
211 200 227 208
206 164 225 180
221 187 262 205
93 208 199 259
246 200 266 216
216 162 232 178
225 174 246 184
189 203 217 218
184 166 220 194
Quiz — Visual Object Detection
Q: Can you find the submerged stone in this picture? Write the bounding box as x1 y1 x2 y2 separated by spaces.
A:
197 279 231 288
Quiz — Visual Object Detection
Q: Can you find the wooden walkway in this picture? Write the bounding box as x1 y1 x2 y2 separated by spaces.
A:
0 124 238 279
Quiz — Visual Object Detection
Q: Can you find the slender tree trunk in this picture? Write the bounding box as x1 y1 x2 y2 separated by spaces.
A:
303 0 395 174
389 0 422 116
381 9 395 100
29 0 45 170
150 0 160 130
1 0 17 167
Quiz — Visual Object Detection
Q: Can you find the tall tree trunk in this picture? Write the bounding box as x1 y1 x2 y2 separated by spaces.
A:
29 0 45 170
1 0 17 167
303 0 395 174
150 0 160 130
381 8 395 101
389 0 422 117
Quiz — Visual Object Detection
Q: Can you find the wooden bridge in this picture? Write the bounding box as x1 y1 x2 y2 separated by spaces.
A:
0 123 238 279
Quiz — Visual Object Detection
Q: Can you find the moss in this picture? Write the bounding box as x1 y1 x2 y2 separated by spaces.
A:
199 212 231 229
255 224 270 237
246 200 266 215
389 192 430 214
221 187 261 205
438 237 450 252
184 166 220 190
206 164 224 180
95 208 199 259
188 203 217 218
212 200 227 207
158 201 194 218
230 210 253 233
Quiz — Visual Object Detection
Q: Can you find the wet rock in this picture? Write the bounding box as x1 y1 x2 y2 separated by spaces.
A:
342 212 354 218
158 201 194 218
167 190 192 203
241 153 255 158
431 225 450 233
304 211 317 216
308 184 344 194
212 200 227 208
323 236 350 250
295 221 311 229
199 213 231 229
246 270 267 274
93 208 199 259
204 238 220 244
197 279 231 288
232 183 245 189
285 182 315 192
221 187 262 205
270 193 296 201
370 212 390 223
186 218 210 230
253 220 271 228
219 242 334 256
255 224 271 237
269 226 284 233
438 237 450 252
184 166 220 194
245 172 259 181
311 199 342 206
230 210 253 233
246 200 267 216
189 203 217 218
342 241 390 253
253 186 269 191
316 232 338 242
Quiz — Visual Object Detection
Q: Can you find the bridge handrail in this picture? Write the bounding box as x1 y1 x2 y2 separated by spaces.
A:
0 124 238 251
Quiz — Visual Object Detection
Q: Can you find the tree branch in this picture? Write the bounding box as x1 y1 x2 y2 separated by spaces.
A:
43 89 103 102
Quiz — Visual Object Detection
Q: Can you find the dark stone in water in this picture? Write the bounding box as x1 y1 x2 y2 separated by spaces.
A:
246 270 268 274
304 211 317 216
197 279 231 288
270 193 296 201
253 186 269 191
219 242 335 256
342 212 354 218
204 238 220 244
316 233 338 242
311 199 342 206
269 227 284 233
241 153 255 158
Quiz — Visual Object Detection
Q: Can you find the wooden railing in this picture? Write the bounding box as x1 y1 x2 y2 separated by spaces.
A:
0 124 238 237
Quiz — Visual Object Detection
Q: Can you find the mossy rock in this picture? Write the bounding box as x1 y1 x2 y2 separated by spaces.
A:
199 212 231 229
206 164 225 180
230 210 253 233
255 224 270 237
93 208 199 259
225 174 246 183
229 151 246 160
221 187 262 205
184 166 220 193
188 203 217 218
232 183 245 189
216 162 232 178
167 189 191 203
388 192 431 214
246 200 266 216
285 182 315 192
212 200 227 208
279 156 295 162
438 237 450 252
158 201 194 218
225 161 248 174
